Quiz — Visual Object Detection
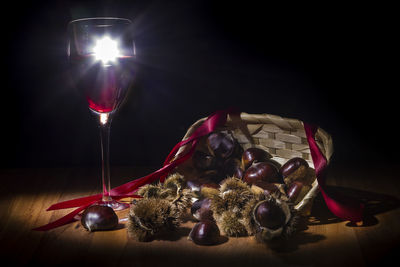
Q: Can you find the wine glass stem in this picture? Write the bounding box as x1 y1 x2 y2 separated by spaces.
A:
99 113 112 202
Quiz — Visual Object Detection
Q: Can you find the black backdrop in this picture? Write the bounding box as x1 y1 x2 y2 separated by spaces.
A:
1 0 396 169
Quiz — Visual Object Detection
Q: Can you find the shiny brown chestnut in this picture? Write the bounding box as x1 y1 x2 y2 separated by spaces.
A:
188 220 221 245
222 158 244 179
280 157 309 184
286 181 304 202
192 150 217 171
252 180 280 196
191 198 213 221
243 162 281 185
187 177 220 192
241 147 272 170
207 132 235 159
81 205 118 231
255 200 286 230
266 158 282 170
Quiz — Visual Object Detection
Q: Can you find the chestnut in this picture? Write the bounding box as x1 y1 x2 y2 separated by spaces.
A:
241 147 272 170
187 176 220 192
243 162 281 185
81 205 118 231
286 181 304 202
188 220 220 245
265 158 282 170
222 158 244 179
286 181 311 204
191 198 213 221
252 180 280 196
280 157 309 184
254 200 286 230
207 132 235 159
232 142 244 160
192 150 217 171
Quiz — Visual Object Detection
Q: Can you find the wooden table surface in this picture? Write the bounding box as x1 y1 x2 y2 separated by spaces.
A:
1 164 399 266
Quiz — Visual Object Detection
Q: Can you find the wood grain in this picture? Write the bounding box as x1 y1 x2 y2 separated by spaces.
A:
0 165 399 266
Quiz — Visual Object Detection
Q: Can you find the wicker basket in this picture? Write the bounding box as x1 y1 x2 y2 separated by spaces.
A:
175 112 333 216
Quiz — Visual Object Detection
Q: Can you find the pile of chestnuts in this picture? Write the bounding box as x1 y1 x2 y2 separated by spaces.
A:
191 131 243 184
192 134 314 206
187 131 316 244
241 148 314 205
81 130 315 247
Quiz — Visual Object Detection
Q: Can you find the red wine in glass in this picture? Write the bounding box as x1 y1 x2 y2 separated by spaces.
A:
70 55 134 114
67 18 135 210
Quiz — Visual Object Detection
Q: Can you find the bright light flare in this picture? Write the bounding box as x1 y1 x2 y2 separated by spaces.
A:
100 113 109 125
92 36 120 63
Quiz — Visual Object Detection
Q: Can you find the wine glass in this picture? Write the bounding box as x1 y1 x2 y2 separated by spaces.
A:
67 17 136 210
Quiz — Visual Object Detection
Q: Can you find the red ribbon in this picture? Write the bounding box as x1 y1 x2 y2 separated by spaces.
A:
304 123 364 223
33 110 363 231
33 109 235 231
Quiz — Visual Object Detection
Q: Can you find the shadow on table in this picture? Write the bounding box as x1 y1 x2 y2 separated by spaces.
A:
135 225 229 245
308 186 400 227
265 230 326 253
267 185 400 253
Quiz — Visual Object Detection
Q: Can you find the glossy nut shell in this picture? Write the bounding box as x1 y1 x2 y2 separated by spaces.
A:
244 162 280 185
81 205 118 231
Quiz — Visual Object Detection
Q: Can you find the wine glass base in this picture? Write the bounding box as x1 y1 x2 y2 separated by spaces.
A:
98 199 130 211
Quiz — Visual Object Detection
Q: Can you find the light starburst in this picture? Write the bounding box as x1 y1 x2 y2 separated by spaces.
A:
92 36 120 63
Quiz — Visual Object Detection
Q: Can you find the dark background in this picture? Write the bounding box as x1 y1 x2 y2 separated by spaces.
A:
1 0 396 169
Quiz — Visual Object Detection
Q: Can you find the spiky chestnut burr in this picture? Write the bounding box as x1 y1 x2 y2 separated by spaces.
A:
127 198 180 242
218 210 247 237
206 177 255 237
251 197 293 242
137 173 195 215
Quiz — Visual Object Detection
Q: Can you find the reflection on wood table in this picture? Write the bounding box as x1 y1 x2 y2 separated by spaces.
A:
0 165 399 266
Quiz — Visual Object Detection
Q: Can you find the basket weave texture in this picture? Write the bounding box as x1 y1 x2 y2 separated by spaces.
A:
175 112 333 215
